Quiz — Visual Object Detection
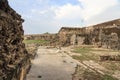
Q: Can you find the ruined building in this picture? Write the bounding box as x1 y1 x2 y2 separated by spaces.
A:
0 0 31 80
24 34 57 41
58 27 86 46
24 19 120 50
58 19 120 50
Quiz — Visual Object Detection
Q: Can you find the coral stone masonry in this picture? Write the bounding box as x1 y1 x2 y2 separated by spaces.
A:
0 0 31 80
58 19 120 50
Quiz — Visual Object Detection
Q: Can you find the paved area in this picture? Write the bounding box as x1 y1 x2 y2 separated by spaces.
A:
26 46 77 80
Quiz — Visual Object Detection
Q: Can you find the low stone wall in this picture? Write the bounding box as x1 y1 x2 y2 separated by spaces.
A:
100 55 120 61
24 34 57 41
0 0 31 80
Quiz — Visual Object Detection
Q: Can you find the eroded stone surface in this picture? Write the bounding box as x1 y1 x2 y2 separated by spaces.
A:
58 19 120 50
0 0 31 80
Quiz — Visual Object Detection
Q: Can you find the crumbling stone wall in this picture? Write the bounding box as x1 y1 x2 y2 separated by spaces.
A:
24 34 57 41
88 21 120 50
0 0 31 80
70 34 85 45
58 19 120 50
58 27 86 46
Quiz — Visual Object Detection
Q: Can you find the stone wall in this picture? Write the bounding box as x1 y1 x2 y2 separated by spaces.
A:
58 27 86 46
24 19 120 50
0 0 31 80
88 20 120 50
58 19 120 50
24 34 57 41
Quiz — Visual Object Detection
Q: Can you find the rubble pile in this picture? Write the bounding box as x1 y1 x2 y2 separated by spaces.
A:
0 0 31 80
100 55 120 61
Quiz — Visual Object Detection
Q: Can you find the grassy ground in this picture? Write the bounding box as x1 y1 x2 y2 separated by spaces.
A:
72 47 99 61
24 40 49 59
72 46 120 61
73 65 118 80
71 46 120 80
23 40 49 44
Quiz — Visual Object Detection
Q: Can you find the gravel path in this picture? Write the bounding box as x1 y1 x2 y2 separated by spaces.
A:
26 46 77 80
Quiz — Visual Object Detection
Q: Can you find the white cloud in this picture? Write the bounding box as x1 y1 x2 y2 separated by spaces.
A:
79 0 118 21
50 4 83 27
9 0 120 34
31 9 48 15
86 4 120 25
53 4 82 20
52 0 119 26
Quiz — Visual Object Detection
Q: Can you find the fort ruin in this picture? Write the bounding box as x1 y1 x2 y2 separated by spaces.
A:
25 19 120 50
1 0 120 80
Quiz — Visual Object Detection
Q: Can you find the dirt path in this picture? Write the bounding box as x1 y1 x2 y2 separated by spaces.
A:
26 46 78 80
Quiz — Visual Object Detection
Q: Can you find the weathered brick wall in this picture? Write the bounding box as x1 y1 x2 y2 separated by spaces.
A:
0 0 31 80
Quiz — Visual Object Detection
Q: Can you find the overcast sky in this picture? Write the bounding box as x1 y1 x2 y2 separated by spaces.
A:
8 0 120 34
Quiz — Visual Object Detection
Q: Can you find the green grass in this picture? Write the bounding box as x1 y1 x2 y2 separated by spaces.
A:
83 70 118 80
99 62 120 71
23 40 49 44
74 65 118 80
72 47 119 80
72 47 92 53
72 47 98 61
103 74 118 80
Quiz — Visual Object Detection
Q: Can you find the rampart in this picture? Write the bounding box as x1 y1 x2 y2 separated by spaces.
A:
24 19 120 50
58 19 120 50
